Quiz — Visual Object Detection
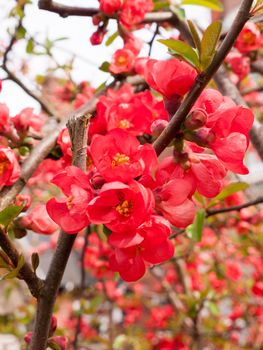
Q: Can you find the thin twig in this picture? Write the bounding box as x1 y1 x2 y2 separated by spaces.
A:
206 196 263 217
0 227 43 298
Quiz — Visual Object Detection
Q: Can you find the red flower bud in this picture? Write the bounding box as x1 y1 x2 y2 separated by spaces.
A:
24 332 32 345
150 119 168 137
90 29 106 46
15 193 32 211
184 109 207 130
49 336 68 350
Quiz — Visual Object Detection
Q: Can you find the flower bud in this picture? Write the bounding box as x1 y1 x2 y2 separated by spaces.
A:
50 315 58 335
24 332 32 345
184 128 215 147
164 95 182 120
48 336 68 350
92 14 103 25
184 109 207 130
91 173 106 189
150 119 168 137
15 194 32 211
90 28 106 46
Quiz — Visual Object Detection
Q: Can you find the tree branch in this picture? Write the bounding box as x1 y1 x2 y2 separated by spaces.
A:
37 0 194 45
153 0 254 156
206 196 263 217
0 228 43 298
1 15 55 116
29 110 90 350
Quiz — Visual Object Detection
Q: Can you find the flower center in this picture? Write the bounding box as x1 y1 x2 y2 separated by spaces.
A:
115 200 132 217
0 159 9 175
243 32 255 44
118 119 131 129
112 153 130 167
66 195 73 209
117 55 127 66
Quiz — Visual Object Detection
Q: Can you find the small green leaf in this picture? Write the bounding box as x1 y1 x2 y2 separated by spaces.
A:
208 182 249 208
200 21 222 69
95 80 107 93
1 255 25 280
170 5 186 20
188 20 201 53
0 205 23 228
99 61 110 72
47 341 61 350
26 38 34 53
105 31 119 46
16 26 26 39
31 253 39 273
159 39 200 68
181 0 223 11
186 209 205 242
153 1 170 10
208 301 220 315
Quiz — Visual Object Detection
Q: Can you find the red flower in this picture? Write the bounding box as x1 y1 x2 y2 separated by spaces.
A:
13 108 46 134
0 103 11 134
235 22 263 53
226 52 250 81
109 216 174 281
87 180 154 232
155 152 226 199
144 58 197 100
109 48 135 74
0 146 20 190
90 129 157 182
92 85 168 137
193 89 254 174
99 0 123 15
119 0 154 28
252 281 263 297
20 204 58 235
46 166 93 234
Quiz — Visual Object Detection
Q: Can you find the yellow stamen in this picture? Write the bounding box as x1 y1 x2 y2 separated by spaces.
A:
118 119 131 129
115 200 132 217
112 153 130 167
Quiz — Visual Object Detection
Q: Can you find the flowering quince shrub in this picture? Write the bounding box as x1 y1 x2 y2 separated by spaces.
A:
0 0 263 349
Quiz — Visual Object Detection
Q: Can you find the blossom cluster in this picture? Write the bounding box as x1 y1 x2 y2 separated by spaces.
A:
45 57 253 282
0 105 46 190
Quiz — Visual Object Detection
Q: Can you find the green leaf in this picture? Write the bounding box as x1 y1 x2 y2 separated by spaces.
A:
16 26 26 39
31 253 39 273
208 182 249 208
181 0 223 11
99 61 110 72
158 39 200 68
186 209 205 242
0 205 23 228
1 255 25 280
47 340 62 350
200 21 222 70
188 20 201 53
170 6 186 20
105 31 119 46
153 1 170 10
26 38 34 54
208 301 220 316
95 80 107 93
